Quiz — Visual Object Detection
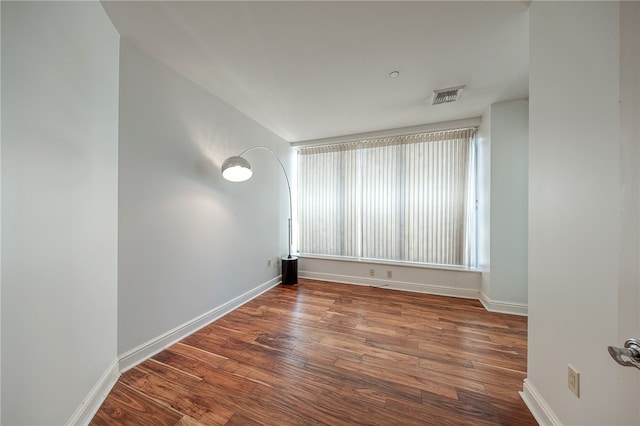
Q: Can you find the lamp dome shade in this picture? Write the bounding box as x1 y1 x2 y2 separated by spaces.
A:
221 156 253 182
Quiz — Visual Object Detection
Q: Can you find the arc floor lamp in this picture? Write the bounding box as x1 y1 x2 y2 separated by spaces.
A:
221 147 297 285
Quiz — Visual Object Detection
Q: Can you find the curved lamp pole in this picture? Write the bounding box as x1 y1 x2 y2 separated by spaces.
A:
221 146 297 284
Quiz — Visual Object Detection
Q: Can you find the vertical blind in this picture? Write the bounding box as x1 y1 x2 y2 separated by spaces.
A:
297 128 477 267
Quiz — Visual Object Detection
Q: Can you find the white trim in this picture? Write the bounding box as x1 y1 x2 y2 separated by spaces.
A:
480 292 528 316
300 271 481 300
520 378 562 426
66 359 120 426
118 276 281 372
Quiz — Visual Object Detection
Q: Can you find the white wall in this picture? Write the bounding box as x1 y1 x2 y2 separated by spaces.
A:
477 108 491 300
117 40 291 358
1 3 4 421
526 2 639 424
1 2 119 424
618 4 640 423
466 99 529 315
486 100 528 309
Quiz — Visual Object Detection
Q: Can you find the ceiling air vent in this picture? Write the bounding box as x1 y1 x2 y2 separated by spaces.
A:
432 85 465 105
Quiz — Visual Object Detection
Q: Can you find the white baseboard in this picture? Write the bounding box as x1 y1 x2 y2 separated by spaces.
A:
118 276 281 372
67 359 120 426
520 378 562 426
480 292 528 316
300 271 481 300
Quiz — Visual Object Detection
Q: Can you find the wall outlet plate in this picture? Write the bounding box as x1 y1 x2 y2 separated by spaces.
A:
568 364 580 397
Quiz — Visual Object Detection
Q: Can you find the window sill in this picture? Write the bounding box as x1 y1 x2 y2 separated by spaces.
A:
297 253 481 274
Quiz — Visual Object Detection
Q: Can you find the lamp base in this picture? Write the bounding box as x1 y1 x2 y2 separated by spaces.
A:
282 256 298 285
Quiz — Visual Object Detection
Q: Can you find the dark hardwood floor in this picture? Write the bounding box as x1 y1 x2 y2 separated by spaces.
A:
91 279 536 425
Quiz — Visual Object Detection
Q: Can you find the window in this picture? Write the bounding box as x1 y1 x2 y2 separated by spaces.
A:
297 128 477 267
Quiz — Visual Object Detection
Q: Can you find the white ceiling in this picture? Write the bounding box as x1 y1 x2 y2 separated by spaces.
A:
102 1 530 143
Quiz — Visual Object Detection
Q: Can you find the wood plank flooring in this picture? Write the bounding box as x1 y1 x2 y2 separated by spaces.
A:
91 279 536 425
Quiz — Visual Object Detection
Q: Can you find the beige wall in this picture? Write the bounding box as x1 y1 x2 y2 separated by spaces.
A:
526 2 639 424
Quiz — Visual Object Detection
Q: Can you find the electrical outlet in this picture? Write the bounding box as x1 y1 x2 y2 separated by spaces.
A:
387 270 392 279
267 258 272 267
568 364 580 397
369 269 375 277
